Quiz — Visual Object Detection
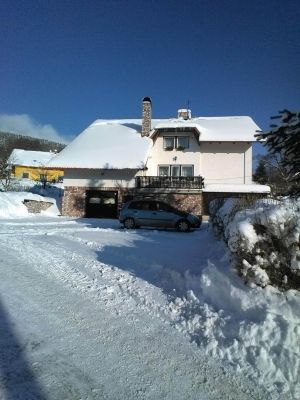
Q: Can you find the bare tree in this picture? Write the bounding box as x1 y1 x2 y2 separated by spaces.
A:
254 153 291 196
0 157 14 191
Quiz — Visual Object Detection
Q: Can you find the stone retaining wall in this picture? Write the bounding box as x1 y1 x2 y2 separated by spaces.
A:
23 199 53 214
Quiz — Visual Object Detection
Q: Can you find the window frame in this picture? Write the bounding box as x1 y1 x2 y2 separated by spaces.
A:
181 165 194 177
158 164 194 177
158 165 170 176
170 165 180 177
163 136 175 150
163 135 189 150
176 136 189 150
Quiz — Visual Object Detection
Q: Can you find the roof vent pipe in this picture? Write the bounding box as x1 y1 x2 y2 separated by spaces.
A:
142 97 152 137
178 109 191 120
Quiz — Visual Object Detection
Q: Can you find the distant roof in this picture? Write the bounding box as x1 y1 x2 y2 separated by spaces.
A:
47 120 152 169
151 116 260 141
8 149 56 167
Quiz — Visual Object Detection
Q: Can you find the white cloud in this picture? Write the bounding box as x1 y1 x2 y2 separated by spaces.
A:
0 114 68 143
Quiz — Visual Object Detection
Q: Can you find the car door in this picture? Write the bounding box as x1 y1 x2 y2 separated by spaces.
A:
155 202 178 227
134 201 162 227
128 201 152 226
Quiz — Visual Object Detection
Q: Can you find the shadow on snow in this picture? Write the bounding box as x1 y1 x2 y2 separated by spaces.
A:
0 298 45 400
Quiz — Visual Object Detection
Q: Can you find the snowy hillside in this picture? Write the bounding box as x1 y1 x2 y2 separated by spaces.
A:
0 192 299 399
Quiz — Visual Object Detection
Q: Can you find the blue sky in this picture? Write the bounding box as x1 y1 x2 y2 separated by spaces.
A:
0 0 299 144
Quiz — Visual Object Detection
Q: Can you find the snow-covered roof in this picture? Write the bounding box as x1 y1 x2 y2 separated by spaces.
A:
47 114 260 170
47 120 152 169
8 149 56 167
202 184 271 193
151 116 260 142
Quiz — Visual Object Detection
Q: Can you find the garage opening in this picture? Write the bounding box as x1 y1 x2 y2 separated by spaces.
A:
85 190 118 218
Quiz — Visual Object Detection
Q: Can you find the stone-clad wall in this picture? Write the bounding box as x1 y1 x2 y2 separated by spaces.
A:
62 188 265 218
62 187 87 217
62 186 203 218
62 186 134 217
136 192 202 216
23 199 53 214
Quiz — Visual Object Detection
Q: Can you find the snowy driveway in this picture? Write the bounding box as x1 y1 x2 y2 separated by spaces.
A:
0 217 274 399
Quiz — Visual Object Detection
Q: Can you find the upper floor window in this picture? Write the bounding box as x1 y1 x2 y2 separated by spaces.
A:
177 136 189 150
163 137 175 150
158 164 194 177
163 136 189 150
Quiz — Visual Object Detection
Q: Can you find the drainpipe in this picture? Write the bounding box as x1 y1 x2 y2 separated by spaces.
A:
243 151 246 184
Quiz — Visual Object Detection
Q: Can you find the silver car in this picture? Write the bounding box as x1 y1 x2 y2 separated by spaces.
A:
119 200 201 232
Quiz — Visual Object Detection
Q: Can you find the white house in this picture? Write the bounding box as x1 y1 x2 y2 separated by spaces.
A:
48 98 270 218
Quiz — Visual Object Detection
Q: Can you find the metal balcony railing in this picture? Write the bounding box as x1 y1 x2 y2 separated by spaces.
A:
135 176 204 189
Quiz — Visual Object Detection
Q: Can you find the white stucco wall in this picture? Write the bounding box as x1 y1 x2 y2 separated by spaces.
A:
146 133 201 175
200 142 252 184
145 133 252 184
63 169 139 188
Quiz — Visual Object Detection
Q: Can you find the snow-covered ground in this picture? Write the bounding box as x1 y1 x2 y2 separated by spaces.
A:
0 192 299 399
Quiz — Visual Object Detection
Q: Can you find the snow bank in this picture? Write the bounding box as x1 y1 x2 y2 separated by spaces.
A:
0 192 60 218
211 197 300 289
166 252 300 399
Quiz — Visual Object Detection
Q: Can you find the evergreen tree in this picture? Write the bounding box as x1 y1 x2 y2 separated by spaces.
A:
256 110 300 196
253 159 268 184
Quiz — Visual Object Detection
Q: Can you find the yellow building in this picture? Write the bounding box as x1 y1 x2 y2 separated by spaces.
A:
9 149 64 183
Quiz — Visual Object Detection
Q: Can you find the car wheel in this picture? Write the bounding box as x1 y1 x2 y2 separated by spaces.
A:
124 217 135 229
176 219 190 232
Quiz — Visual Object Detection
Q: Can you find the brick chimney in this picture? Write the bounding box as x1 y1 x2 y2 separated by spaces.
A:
142 97 152 137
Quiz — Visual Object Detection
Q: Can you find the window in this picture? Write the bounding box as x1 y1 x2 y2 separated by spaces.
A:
149 202 158 211
163 136 189 150
158 202 174 212
103 197 116 205
181 166 193 177
163 137 175 150
158 165 194 177
177 136 189 150
158 166 170 176
129 201 150 210
22 172 29 179
171 165 180 177
89 197 101 204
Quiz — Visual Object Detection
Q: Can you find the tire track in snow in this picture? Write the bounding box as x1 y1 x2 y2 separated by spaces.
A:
0 221 271 399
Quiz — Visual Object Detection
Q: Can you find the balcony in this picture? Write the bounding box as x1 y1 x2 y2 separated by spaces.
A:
135 176 204 190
